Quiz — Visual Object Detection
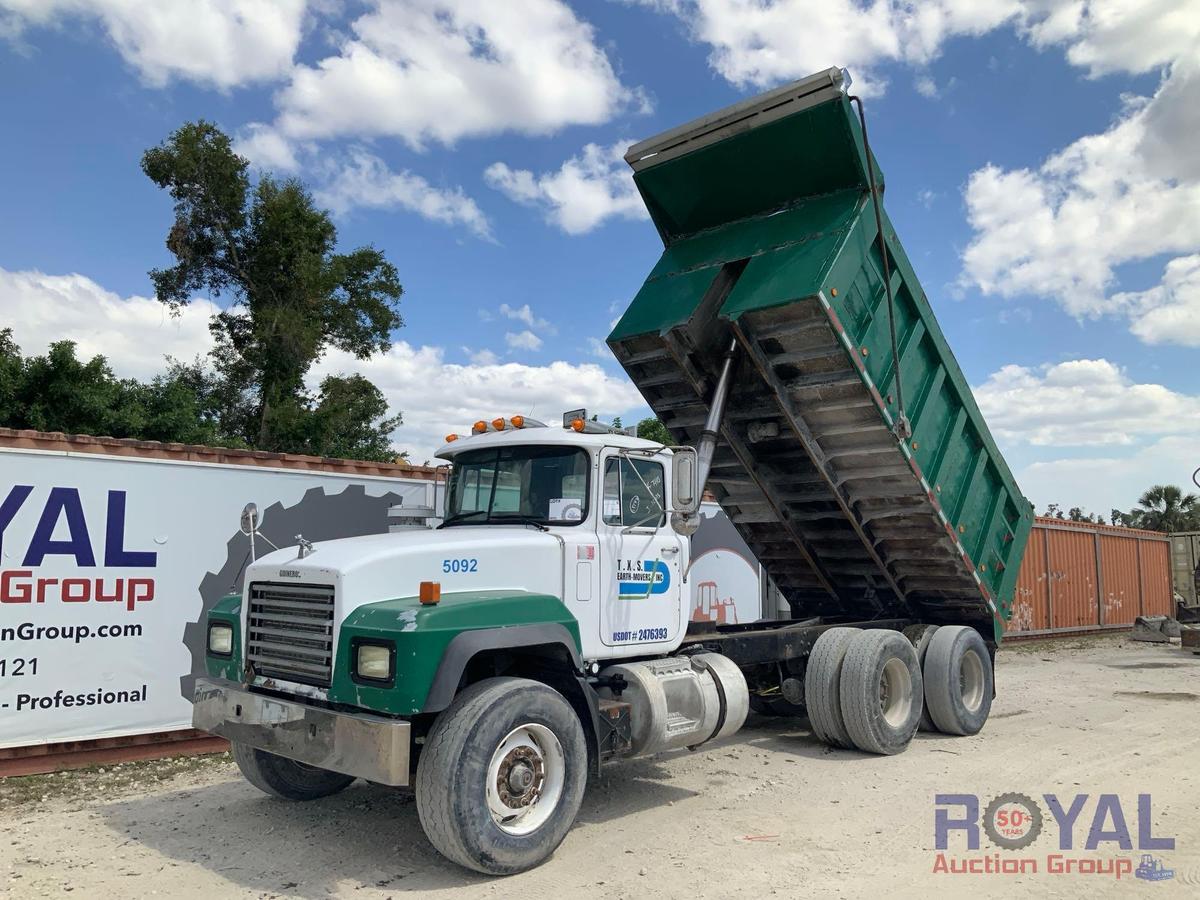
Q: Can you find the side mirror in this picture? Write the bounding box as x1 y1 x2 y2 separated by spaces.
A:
671 446 700 515
239 502 260 536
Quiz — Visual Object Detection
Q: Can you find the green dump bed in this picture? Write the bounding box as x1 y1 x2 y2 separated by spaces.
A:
608 68 1032 641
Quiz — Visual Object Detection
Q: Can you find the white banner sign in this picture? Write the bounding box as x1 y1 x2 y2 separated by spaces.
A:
0 448 432 749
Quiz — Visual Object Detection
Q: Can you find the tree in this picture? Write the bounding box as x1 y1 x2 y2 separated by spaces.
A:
1132 485 1200 533
142 121 403 451
0 331 222 445
637 416 673 445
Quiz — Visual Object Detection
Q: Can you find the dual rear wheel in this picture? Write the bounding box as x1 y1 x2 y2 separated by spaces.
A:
804 624 993 754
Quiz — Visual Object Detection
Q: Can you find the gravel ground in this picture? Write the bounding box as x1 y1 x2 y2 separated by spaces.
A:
2 634 1198 898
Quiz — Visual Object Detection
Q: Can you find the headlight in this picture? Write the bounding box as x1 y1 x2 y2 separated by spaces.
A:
208 622 234 657
355 641 394 683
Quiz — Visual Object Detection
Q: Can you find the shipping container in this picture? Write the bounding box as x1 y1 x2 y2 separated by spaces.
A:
609 67 1032 642
1169 531 1200 610
1008 517 1172 636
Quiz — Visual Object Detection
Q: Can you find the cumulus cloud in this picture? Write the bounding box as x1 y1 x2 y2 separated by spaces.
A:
505 330 543 352
313 149 492 239
1016 436 1200 517
269 0 636 148
959 4 1200 339
499 303 551 331
974 358 1200 448
0 0 307 89
485 142 648 234
0 267 216 380
629 0 1021 92
1113 254 1200 346
311 342 644 462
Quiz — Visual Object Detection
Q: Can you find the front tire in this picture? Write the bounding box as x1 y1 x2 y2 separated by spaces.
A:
415 677 587 875
232 742 356 800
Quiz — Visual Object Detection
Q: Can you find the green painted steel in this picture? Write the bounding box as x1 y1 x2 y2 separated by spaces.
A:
610 74 1032 641
327 591 581 715
204 593 243 682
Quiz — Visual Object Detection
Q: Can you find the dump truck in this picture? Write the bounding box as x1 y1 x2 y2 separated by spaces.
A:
192 67 1033 875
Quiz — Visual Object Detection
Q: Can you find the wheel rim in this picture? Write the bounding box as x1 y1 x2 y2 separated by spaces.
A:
960 649 986 713
879 657 913 727
485 723 565 836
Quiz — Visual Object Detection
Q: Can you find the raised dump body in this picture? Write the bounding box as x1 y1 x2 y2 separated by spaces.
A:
608 68 1032 641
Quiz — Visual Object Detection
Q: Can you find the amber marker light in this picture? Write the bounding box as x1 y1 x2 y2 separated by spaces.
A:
511 415 525 428
419 581 441 605
492 417 506 431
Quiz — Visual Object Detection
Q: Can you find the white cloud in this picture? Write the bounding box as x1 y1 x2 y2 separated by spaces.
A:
587 337 610 359
313 149 492 239
499 303 551 331
1113 254 1200 346
485 142 648 234
505 330 543 352
1016 437 1199 518
629 0 1023 93
974 358 1200 448
271 0 635 148
233 123 305 173
961 71 1200 320
462 347 499 365
0 267 216 380
914 74 939 98
0 0 307 89
958 4 1200 338
311 342 644 462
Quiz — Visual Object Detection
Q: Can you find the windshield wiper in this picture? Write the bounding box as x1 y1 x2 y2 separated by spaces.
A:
439 510 488 528
489 514 550 532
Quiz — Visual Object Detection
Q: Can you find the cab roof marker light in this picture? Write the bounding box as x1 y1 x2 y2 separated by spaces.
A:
492 417 506 431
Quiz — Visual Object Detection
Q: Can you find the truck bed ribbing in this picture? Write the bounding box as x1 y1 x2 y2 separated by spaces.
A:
609 67 1033 641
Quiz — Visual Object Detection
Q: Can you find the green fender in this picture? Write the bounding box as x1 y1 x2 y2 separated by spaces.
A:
328 591 582 716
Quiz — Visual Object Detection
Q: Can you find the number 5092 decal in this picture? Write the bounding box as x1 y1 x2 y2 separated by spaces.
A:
442 558 478 573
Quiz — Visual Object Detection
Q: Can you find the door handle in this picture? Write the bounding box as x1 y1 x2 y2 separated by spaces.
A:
660 546 679 555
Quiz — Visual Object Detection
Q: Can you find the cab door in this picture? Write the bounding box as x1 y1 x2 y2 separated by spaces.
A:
597 449 685 652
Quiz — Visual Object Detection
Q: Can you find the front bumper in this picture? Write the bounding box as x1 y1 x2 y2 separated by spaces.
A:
192 677 411 786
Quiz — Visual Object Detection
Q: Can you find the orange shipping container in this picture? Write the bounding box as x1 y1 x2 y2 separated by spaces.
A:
1007 517 1171 637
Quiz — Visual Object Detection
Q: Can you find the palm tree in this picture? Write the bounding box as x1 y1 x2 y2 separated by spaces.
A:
1134 485 1200 532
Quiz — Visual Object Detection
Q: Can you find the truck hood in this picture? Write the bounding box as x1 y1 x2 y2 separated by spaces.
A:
244 526 564 621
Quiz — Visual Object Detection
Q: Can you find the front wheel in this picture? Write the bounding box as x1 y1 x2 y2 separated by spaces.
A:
415 677 588 875
232 742 356 800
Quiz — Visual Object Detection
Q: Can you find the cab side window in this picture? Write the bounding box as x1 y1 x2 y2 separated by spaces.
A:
602 457 666 527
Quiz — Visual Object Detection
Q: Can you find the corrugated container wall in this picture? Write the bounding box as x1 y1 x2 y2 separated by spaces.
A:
1169 532 1200 609
1008 517 1172 636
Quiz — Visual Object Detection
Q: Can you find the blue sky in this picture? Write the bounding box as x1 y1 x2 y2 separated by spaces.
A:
1 1 1198 516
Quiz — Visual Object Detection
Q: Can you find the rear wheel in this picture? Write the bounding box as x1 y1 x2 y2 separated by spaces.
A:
923 626 993 735
804 627 859 748
415 677 587 875
902 624 940 733
232 742 355 801
839 630 922 755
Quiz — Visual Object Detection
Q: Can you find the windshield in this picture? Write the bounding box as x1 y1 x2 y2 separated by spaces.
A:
444 446 590 526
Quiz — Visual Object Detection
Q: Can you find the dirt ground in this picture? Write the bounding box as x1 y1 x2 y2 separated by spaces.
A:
3 634 1199 899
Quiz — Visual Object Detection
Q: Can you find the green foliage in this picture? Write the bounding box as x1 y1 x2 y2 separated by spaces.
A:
636 416 673 445
142 120 403 452
1132 485 1200 533
0 330 223 445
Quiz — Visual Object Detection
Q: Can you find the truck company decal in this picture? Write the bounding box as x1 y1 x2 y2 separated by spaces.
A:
616 558 670 598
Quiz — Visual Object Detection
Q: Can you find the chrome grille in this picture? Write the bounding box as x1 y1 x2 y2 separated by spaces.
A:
247 582 335 687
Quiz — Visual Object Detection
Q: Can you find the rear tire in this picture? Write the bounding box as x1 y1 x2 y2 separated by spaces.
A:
839 630 922 755
415 677 587 875
924 626 993 735
804 627 859 748
902 624 940 733
232 742 355 801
